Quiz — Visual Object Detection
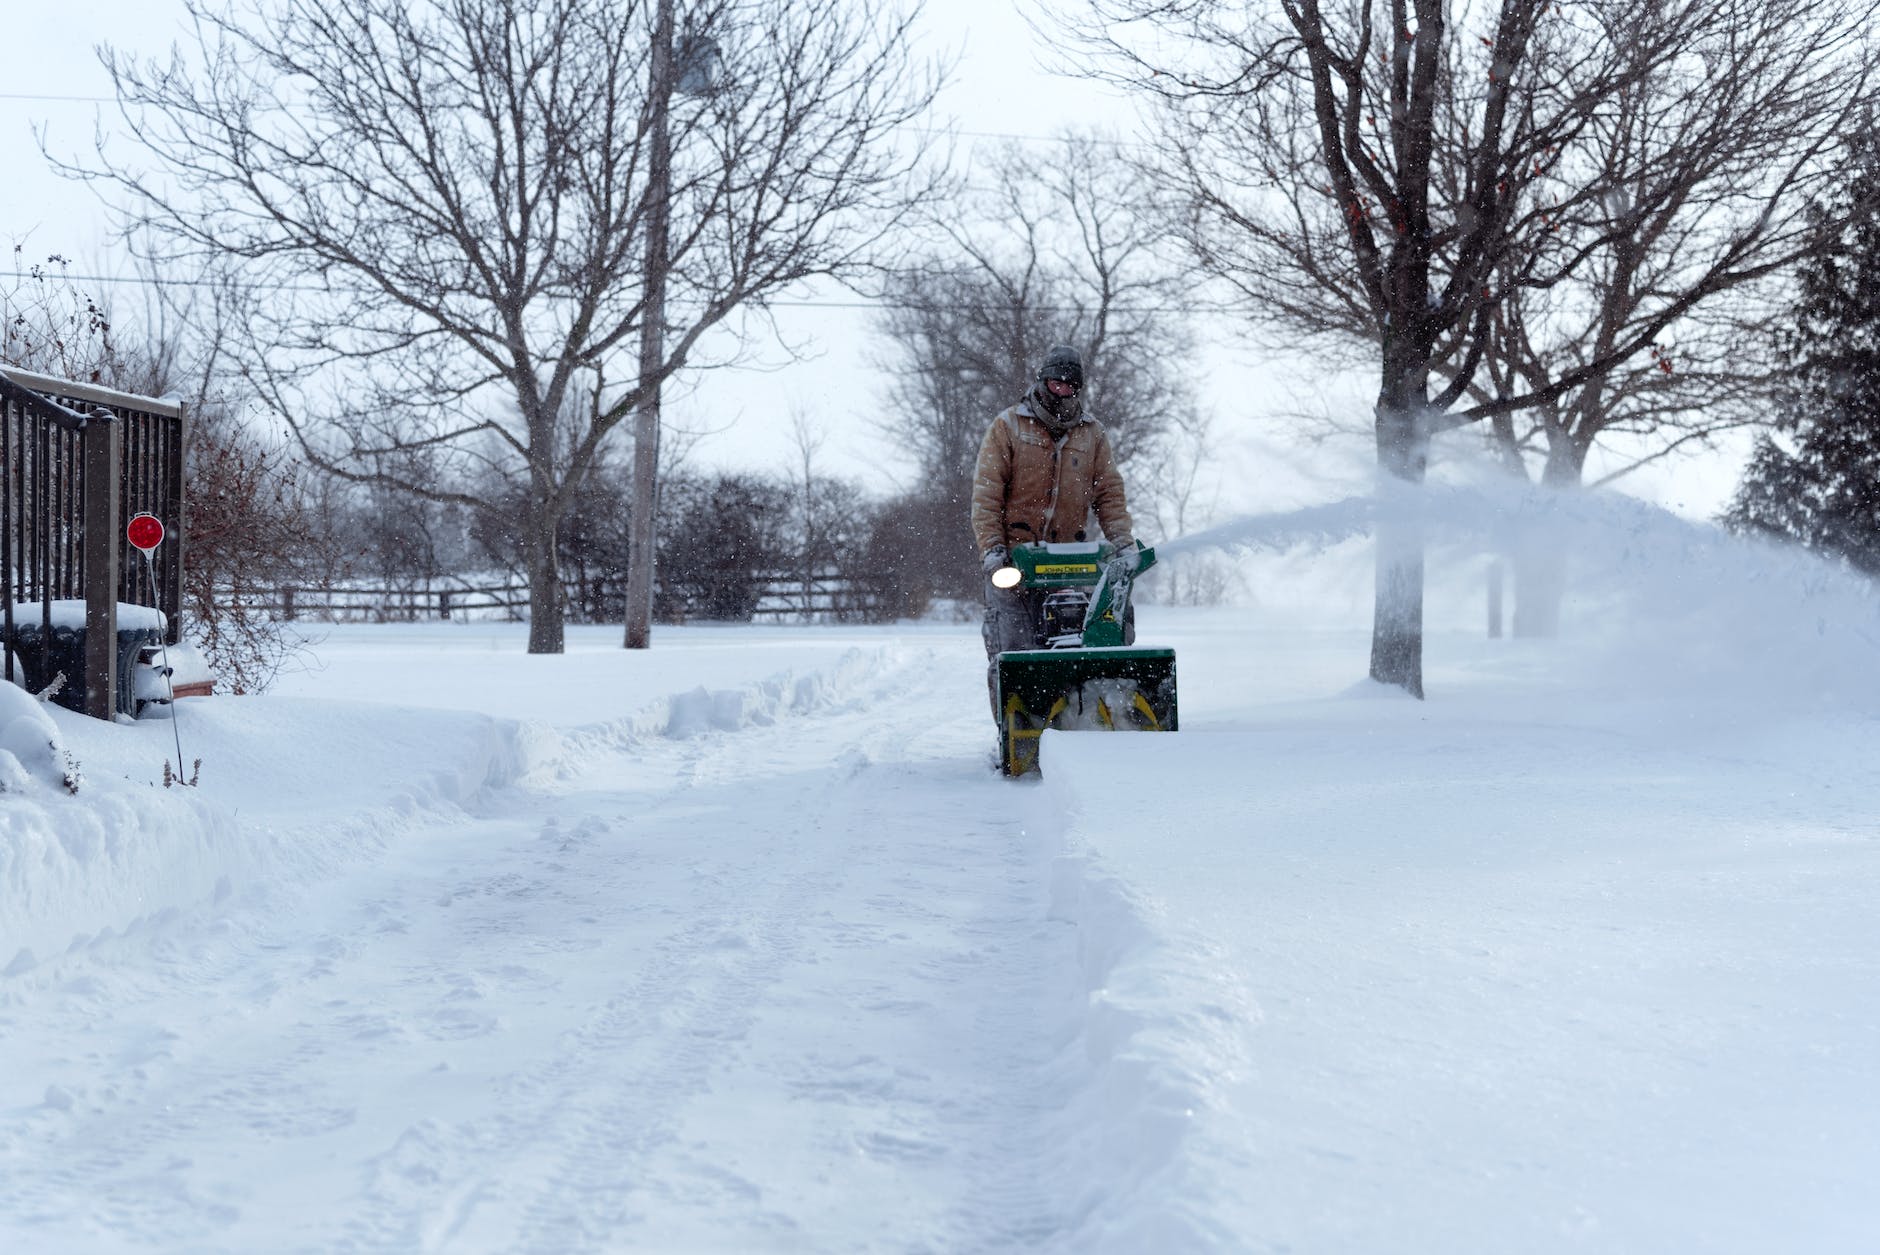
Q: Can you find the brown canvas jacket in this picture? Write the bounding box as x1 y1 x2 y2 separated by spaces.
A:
970 402 1134 555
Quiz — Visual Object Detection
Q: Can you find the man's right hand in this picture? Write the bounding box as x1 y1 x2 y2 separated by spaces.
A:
982 545 1009 575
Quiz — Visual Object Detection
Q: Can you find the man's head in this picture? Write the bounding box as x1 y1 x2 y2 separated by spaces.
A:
1032 344 1085 426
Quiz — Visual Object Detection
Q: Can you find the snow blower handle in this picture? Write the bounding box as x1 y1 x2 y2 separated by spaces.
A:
1003 540 1154 588
1103 541 1140 587
1084 542 1154 648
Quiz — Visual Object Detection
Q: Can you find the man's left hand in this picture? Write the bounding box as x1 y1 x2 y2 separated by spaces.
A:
1105 541 1140 584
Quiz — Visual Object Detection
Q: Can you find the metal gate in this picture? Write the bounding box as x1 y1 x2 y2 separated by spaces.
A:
1 367 186 718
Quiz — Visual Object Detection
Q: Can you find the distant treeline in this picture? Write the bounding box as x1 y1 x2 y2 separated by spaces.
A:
322 463 981 627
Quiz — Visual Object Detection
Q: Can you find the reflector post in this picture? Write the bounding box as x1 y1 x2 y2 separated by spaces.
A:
127 512 165 553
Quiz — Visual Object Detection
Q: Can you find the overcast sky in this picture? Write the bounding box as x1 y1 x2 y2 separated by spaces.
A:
0 2 1744 521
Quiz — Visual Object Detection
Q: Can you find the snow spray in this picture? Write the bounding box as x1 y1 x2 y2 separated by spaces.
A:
1147 476 1880 706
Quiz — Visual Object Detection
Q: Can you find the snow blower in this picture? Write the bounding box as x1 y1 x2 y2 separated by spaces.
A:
992 541 1179 776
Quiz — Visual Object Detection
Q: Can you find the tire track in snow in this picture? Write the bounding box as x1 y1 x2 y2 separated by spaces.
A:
378 645 1084 1252
4 653 924 1251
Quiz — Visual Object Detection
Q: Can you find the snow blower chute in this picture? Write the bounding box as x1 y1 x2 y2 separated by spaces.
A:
992 541 1178 776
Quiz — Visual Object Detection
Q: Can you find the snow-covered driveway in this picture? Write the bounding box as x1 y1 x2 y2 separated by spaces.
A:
10 543 1880 1253
5 633 1128 1252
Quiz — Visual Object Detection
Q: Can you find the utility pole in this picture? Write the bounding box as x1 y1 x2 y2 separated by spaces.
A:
624 0 674 650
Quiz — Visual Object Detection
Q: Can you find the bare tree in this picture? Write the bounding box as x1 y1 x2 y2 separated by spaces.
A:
1443 2 1872 633
1066 0 1876 694
775 410 878 621
784 407 832 614
875 132 1194 595
64 0 941 653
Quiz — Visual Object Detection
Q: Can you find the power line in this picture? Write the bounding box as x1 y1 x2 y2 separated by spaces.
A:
0 268 299 292
0 92 115 103
905 126 1152 150
0 269 1226 317
2 90 1147 149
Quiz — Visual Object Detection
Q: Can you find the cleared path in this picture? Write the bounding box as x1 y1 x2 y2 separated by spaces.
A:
1 649 1093 1252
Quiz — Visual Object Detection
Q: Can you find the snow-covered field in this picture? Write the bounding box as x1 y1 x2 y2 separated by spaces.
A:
5 494 1880 1252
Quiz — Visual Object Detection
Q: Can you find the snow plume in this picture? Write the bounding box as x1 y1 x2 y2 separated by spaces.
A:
1156 496 1378 561
1145 498 1379 621
1153 477 1880 706
1479 485 1880 708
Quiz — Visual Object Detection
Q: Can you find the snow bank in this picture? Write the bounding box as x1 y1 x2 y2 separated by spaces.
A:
0 681 79 795
2 643 904 978
1036 694 1880 1251
1033 824 1259 1253
663 649 887 738
2 697 515 975
0 760 235 978
507 644 903 782
1012 486 1880 1249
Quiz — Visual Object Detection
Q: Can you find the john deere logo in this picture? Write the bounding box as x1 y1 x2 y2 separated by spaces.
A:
1036 563 1100 575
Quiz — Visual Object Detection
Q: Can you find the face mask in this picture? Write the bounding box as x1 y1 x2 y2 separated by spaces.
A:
1039 379 1080 421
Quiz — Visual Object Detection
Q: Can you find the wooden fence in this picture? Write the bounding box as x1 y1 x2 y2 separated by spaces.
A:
239 571 882 625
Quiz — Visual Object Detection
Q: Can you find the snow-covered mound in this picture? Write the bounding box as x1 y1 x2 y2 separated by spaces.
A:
1 680 238 977
0 680 79 795
1030 486 1880 1251
2 633 905 977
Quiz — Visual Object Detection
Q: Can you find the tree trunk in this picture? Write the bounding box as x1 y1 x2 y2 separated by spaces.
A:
1486 559 1505 639
1510 439 1586 639
525 508 566 654
1509 537 1565 638
1370 378 1429 698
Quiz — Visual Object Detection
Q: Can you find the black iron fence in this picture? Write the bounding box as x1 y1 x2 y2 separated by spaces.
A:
1 367 187 718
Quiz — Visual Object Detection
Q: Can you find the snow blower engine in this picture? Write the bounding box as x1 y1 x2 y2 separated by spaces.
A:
991 541 1179 776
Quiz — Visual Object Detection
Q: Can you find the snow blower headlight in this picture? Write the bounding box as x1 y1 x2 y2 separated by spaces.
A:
991 565 1022 589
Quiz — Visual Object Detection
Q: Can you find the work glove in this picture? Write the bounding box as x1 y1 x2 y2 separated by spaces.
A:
982 545 1009 575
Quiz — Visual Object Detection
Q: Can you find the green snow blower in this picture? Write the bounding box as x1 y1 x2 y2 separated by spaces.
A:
991 541 1179 776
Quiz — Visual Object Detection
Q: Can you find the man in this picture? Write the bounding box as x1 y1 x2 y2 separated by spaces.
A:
970 344 1137 702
